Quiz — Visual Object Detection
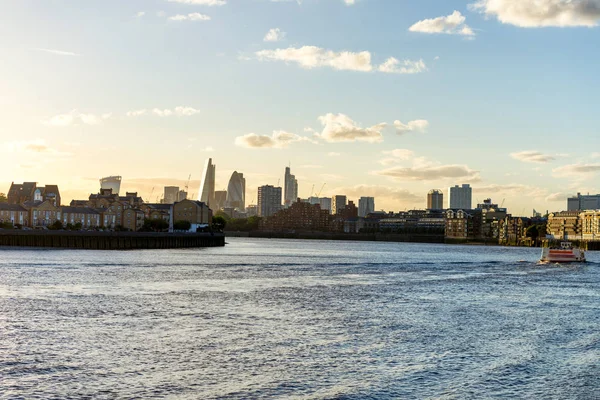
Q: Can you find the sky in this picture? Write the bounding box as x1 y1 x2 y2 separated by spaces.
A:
2 0 600 214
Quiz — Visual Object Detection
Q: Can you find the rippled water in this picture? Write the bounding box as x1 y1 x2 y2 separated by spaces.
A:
1 238 599 399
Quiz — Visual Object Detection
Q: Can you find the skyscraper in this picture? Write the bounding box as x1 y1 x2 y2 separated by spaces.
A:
199 158 216 207
332 195 347 215
258 185 282 217
163 186 179 204
100 176 122 195
449 184 472 209
358 197 375 217
427 189 444 210
284 167 298 208
214 190 227 211
226 171 246 210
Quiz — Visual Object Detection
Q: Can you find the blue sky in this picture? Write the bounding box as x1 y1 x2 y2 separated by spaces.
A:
2 0 600 212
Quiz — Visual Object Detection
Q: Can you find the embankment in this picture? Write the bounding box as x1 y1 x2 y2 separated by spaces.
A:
225 231 445 244
0 230 225 250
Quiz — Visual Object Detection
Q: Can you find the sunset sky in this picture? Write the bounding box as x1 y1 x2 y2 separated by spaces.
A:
2 0 600 213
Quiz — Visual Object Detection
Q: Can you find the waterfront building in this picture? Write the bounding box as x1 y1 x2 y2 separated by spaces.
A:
358 197 375 218
8 182 61 206
284 167 298 209
163 186 180 204
260 200 330 232
477 199 507 240
449 184 472 210
379 210 445 233
546 211 581 240
226 171 246 211
173 199 212 231
100 176 122 195
0 204 29 226
140 203 172 222
61 207 101 229
22 200 60 228
498 216 534 246
258 185 282 217
199 158 216 207
567 193 600 211
121 208 145 231
445 209 475 240
427 189 444 210
580 210 600 241
214 190 227 211
332 195 347 215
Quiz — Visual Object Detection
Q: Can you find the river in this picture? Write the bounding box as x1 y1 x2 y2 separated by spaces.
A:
1 238 599 399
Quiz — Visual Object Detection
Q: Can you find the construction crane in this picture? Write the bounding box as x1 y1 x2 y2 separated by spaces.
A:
501 198 506 208
185 174 191 194
149 187 155 203
311 184 315 198
316 183 326 197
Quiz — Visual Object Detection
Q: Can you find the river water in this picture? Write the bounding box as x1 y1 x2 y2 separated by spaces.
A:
1 238 599 399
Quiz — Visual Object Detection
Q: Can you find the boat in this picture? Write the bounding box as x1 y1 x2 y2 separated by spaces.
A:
540 242 586 263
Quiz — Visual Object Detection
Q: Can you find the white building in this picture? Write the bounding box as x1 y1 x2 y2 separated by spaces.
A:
358 197 375 217
449 184 472 210
100 176 122 195
284 167 298 208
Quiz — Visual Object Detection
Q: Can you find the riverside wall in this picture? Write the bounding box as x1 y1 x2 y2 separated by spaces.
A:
0 231 225 250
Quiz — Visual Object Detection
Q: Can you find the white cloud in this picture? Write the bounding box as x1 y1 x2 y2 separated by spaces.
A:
380 149 415 165
394 119 429 135
34 48 79 56
328 152 341 157
332 185 422 204
469 0 600 28
378 58 428 74
409 11 475 36
510 150 557 163
126 109 147 117
546 192 569 202
375 162 480 181
553 163 600 178
256 46 373 72
152 106 200 117
169 13 211 21
317 113 386 143
167 0 226 5
5 139 72 158
43 111 111 127
235 131 313 148
135 11 146 18
264 28 286 42
256 46 426 74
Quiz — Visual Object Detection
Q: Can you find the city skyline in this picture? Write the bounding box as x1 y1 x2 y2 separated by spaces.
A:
2 1 600 213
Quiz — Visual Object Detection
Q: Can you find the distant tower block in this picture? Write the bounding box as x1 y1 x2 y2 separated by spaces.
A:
199 158 216 207
427 189 444 210
100 176 122 195
226 171 246 211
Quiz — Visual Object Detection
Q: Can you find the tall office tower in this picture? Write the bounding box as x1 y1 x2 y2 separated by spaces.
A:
258 185 283 217
199 158 216 207
332 195 347 215
100 176 122 195
427 189 444 210
284 167 298 208
163 186 180 204
319 197 332 214
213 190 227 211
226 171 246 210
358 197 375 217
449 184 472 209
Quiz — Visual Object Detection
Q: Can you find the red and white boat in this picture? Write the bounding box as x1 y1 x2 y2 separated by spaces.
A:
540 242 586 263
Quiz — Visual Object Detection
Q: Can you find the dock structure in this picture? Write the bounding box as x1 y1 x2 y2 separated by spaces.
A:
0 231 225 250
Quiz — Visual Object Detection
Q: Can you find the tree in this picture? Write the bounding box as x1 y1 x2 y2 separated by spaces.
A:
212 215 227 231
173 220 191 231
0 193 7 203
142 218 169 232
48 220 64 230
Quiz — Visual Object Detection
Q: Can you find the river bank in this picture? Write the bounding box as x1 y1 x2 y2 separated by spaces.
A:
0 230 225 250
